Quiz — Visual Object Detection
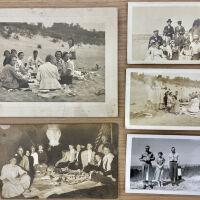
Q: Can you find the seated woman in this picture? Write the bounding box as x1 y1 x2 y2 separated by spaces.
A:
36 55 61 90
188 95 200 113
0 157 31 198
169 95 180 114
0 56 29 89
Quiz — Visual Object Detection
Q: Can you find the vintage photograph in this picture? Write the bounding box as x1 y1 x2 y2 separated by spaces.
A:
0 123 118 199
126 134 200 195
0 8 118 117
128 2 200 64
126 68 200 130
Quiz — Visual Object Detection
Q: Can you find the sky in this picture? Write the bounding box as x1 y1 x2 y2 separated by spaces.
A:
132 6 200 35
131 138 200 166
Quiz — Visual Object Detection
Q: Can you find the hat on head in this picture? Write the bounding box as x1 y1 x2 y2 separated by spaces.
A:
153 30 159 33
167 19 172 23
178 21 182 24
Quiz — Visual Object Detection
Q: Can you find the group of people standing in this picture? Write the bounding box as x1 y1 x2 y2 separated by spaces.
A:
140 145 180 189
0 135 117 199
0 38 76 93
146 19 200 61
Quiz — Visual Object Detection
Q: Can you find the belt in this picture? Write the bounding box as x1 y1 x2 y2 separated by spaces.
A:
170 161 177 163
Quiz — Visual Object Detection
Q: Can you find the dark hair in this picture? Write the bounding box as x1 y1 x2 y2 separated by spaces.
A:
158 152 163 156
17 51 24 57
68 38 74 46
55 51 62 57
45 55 54 62
103 143 112 151
95 152 103 159
33 50 38 54
62 51 69 59
11 49 17 54
9 55 17 64
4 50 10 56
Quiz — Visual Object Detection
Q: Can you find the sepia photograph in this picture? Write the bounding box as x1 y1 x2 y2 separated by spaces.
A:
0 123 118 199
126 68 200 130
0 8 118 117
126 134 200 196
127 2 200 64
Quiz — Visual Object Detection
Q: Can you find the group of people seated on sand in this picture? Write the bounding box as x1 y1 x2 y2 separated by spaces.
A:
0 135 117 199
146 19 200 61
0 38 76 95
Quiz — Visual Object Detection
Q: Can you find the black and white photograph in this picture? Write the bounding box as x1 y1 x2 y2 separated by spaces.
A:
0 8 118 117
126 134 200 195
0 123 118 199
127 2 200 64
126 68 200 130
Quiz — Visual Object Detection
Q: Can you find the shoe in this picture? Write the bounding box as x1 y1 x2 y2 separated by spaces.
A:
143 185 146 189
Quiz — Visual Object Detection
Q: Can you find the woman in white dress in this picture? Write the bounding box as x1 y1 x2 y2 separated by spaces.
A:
188 95 200 113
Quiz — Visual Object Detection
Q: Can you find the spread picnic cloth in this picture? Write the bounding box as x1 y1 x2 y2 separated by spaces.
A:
23 169 103 198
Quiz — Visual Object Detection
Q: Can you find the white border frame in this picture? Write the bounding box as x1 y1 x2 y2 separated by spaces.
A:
127 2 200 64
126 134 200 195
125 68 200 130
0 8 118 117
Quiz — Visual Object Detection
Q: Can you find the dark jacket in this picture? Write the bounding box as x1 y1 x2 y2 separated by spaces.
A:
163 25 174 39
148 35 163 48
38 150 48 164
175 26 185 36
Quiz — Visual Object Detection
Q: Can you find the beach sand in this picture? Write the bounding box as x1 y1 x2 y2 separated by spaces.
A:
0 35 105 102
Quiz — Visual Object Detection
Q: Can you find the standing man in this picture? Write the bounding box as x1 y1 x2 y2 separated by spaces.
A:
148 30 163 49
163 19 174 44
168 147 179 186
175 21 185 50
139 145 155 189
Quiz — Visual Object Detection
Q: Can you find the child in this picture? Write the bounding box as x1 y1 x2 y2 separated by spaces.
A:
180 44 192 60
160 41 172 59
155 152 165 187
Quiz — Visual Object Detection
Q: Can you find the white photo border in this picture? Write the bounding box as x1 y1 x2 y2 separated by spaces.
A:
125 68 200 130
127 2 200 64
126 134 200 195
0 8 118 117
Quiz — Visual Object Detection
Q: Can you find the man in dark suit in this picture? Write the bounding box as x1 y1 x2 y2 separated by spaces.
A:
148 30 163 48
68 144 83 170
163 19 174 43
175 21 185 50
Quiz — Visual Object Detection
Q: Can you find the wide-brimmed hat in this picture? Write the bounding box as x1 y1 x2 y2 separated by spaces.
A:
153 30 159 33
167 19 172 23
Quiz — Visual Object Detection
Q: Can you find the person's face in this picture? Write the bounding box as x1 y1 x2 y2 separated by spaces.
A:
69 145 74 150
87 144 92 150
95 155 101 162
51 57 56 65
68 40 73 47
158 153 162 158
5 51 10 57
154 32 158 37
163 42 166 47
76 145 81 151
10 158 17 165
10 57 17 66
56 52 62 60
101 135 107 143
18 53 24 60
31 147 35 153
63 54 69 62
39 145 43 151
103 147 110 155
152 44 156 48
11 51 17 56
33 52 38 58
18 147 23 155
167 22 171 26
26 150 30 156
171 147 176 153
145 146 150 152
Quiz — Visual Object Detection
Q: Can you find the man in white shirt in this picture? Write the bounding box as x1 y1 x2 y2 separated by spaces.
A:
168 147 180 186
27 50 44 73
81 143 95 169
